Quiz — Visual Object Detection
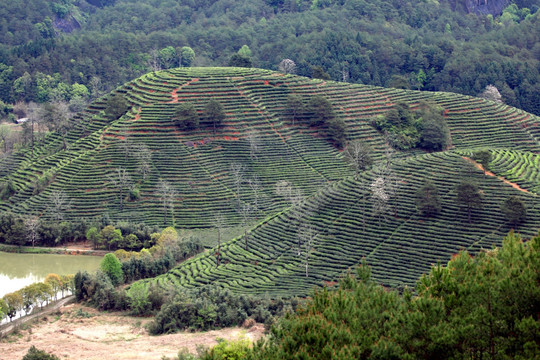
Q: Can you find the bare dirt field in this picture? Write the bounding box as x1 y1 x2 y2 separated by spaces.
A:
0 304 265 360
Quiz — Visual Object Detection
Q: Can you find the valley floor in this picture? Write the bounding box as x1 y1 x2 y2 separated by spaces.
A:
0 304 264 360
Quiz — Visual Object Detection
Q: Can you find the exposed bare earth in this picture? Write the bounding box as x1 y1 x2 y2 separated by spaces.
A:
0 304 265 360
462 157 532 194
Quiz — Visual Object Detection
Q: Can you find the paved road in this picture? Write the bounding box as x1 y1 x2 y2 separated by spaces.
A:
0 296 76 337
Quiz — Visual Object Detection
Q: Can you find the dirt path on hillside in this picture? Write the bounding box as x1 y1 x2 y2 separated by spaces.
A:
0 304 265 360
462 157 532 194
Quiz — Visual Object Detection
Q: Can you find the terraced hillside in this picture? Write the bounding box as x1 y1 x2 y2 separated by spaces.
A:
142 151 540 296
1 67 539 229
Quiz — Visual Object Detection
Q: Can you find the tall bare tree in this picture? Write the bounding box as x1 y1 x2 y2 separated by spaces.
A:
0 124 13 154
47 190 72 222
343 140 373 178
278 59 297 74
297 223 318 277
107 167 133 211
230 163 245 211
247 130 261 160
147 49 162 72
248 176 263 218
156 179 177 225
212 212 226 266
24 216 41 248
134 144 152 180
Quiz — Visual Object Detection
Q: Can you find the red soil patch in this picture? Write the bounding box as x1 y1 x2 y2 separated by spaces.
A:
264 80 269 85
462 157 531 193
103 134 126 140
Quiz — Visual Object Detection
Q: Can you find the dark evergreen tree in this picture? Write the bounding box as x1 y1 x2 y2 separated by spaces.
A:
415 180 441 216
456 179 483 223
306 96 334 127
500 195 527 228
204 99 225 134
104 94 129 121
173 102 199 131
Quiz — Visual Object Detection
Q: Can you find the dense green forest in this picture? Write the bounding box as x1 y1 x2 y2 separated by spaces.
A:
0 0 539 117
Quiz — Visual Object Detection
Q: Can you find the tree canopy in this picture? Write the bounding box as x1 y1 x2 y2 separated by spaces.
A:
100 253 124 286
0 0 537 117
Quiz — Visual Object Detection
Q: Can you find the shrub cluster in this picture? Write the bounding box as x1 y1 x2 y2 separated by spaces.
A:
74 229 202 312
0 213 159 249
373 100 450 151
283 93 346 148
148 286 299 335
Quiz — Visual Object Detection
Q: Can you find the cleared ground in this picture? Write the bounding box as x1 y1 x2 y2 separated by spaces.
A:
0 303 264 360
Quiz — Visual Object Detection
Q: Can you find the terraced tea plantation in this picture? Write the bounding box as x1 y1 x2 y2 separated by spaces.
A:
1 67 539 293
142 151 540 296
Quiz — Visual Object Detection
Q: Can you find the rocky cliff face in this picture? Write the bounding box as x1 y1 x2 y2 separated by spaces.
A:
462 0 510 15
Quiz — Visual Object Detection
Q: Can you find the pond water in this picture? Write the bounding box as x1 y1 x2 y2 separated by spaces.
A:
0 251 102 298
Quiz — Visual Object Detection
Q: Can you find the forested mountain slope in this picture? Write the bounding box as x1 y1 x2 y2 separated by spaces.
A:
0 0 539 117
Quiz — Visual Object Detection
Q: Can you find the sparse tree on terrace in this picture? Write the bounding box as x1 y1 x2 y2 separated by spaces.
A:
179 46 196 67
500 195 527 229
456 179 483 223
212 212 226 266
370 175 390 225
47 190 72 222
107 167 133 211
297 223 318 277
173 102 199 131
343 140 373 178
205 99 225 134
474 150 492 174
230 163 245 211
478 84 503 103
248 176 263 218
415 180 441 217
0 124 12 154
284 93 305 126
156 179 177 225
147 48 162 72
247 130 261 160
133 144 152 180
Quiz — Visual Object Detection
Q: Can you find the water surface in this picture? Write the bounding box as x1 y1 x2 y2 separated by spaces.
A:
0 251 102 298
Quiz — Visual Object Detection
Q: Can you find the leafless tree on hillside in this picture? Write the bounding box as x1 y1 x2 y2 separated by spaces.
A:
24 216 41 248
343 140 373 178
212 212 226 266
157 179 177 225
230 163 245 211
47 190 72 222
134 144 152 180
297 223 318 277
148 49 162 73
278 59 297 74
247 130 261 160
107 167 133 211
